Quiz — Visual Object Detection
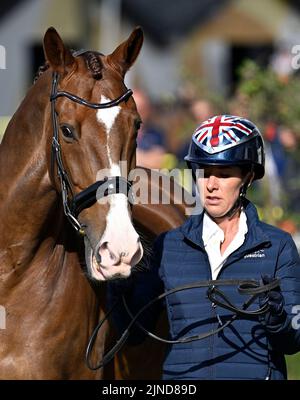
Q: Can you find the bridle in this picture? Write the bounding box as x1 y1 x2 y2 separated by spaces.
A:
50 70 134 235
86 276 280 370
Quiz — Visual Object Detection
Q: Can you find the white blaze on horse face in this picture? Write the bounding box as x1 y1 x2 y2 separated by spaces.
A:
96 96 120 164
94 97 143 280
96 163 143 280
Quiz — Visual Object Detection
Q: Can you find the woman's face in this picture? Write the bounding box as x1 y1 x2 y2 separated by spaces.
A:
196 165 245 218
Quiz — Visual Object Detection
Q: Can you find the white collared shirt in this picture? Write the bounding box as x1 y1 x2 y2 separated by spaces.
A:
202 210 248 280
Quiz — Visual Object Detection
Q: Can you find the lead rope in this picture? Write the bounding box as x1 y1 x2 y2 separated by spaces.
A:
85 297 125 371
85 278 280 370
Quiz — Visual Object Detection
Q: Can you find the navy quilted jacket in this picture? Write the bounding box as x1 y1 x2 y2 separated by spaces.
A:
109 200 300 380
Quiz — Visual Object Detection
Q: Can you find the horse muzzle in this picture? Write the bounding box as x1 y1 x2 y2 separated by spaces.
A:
85 235 143 281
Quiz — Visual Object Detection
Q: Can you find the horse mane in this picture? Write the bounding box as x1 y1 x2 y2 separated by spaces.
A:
33 50 103 83
33 62 50 83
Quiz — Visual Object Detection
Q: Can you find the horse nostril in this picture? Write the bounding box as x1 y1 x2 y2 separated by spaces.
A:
95 237 142 268
97 241 119 266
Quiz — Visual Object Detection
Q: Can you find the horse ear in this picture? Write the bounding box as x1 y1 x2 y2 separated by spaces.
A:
43 27 75 74
108 27 143 77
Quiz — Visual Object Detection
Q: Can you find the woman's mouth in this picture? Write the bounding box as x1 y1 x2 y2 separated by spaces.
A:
206 196 222 205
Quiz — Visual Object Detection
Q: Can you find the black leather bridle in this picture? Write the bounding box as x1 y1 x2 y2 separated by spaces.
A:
50 71 134 235
86 276 280 370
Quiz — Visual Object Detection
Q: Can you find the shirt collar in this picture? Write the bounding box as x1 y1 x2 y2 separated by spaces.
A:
180 200 270 251
202 208 248 246
203 212 223 245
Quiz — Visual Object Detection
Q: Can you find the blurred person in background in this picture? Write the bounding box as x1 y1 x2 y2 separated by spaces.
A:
176 97 215 161
190 98 215 123
270 43 294 84
134 88 167 169
263 123 300 214
278 127 300 213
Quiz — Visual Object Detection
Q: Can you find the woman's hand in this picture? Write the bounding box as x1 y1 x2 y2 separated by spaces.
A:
260 275 286 329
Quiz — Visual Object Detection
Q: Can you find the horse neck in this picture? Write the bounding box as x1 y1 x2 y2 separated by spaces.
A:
0 71 66 274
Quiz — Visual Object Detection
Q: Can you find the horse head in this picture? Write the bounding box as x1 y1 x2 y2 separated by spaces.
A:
43 27 144 281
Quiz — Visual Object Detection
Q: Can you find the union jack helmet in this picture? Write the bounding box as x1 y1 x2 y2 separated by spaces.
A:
184 115 265 180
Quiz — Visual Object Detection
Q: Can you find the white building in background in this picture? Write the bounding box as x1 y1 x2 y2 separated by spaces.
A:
0 45 6 70
0 0 84 119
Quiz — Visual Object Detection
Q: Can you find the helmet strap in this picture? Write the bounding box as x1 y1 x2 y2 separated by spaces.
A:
221 184 247 219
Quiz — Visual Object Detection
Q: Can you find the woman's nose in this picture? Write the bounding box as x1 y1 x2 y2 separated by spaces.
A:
206 175 218 191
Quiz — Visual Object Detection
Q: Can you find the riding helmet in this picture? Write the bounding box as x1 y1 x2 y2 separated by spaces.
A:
184 115 265 180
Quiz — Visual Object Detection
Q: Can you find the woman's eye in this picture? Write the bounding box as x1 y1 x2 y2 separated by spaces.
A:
61 125 74 139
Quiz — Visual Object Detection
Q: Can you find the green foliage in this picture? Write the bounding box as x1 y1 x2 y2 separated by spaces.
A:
237 60 284 126
237 59 300 138
278 76 300 135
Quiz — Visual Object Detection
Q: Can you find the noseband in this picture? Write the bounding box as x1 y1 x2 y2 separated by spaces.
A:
50 71 134 234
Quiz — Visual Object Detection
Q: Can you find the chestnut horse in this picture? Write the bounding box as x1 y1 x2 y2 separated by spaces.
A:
0 27 190 379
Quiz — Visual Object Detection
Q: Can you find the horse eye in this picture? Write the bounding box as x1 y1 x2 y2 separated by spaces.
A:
134 119 142 131
135 120 142 131
61 125 75 140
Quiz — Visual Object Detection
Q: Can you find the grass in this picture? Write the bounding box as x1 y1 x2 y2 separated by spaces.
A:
287 353 300 379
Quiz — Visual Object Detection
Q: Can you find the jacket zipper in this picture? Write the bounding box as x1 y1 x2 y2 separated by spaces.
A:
215 241 272 380
202 250 217 380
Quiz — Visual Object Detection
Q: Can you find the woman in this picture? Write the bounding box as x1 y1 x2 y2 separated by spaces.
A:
109 115 300 380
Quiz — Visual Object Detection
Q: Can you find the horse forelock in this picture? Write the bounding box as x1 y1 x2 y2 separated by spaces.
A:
82 52 103 80
33 62 50 83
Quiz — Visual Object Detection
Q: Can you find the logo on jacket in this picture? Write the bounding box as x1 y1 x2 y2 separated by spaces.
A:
244 249 265 259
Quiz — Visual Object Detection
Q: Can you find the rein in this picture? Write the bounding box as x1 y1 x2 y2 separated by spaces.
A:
50 71 133 234
85 277 280 370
